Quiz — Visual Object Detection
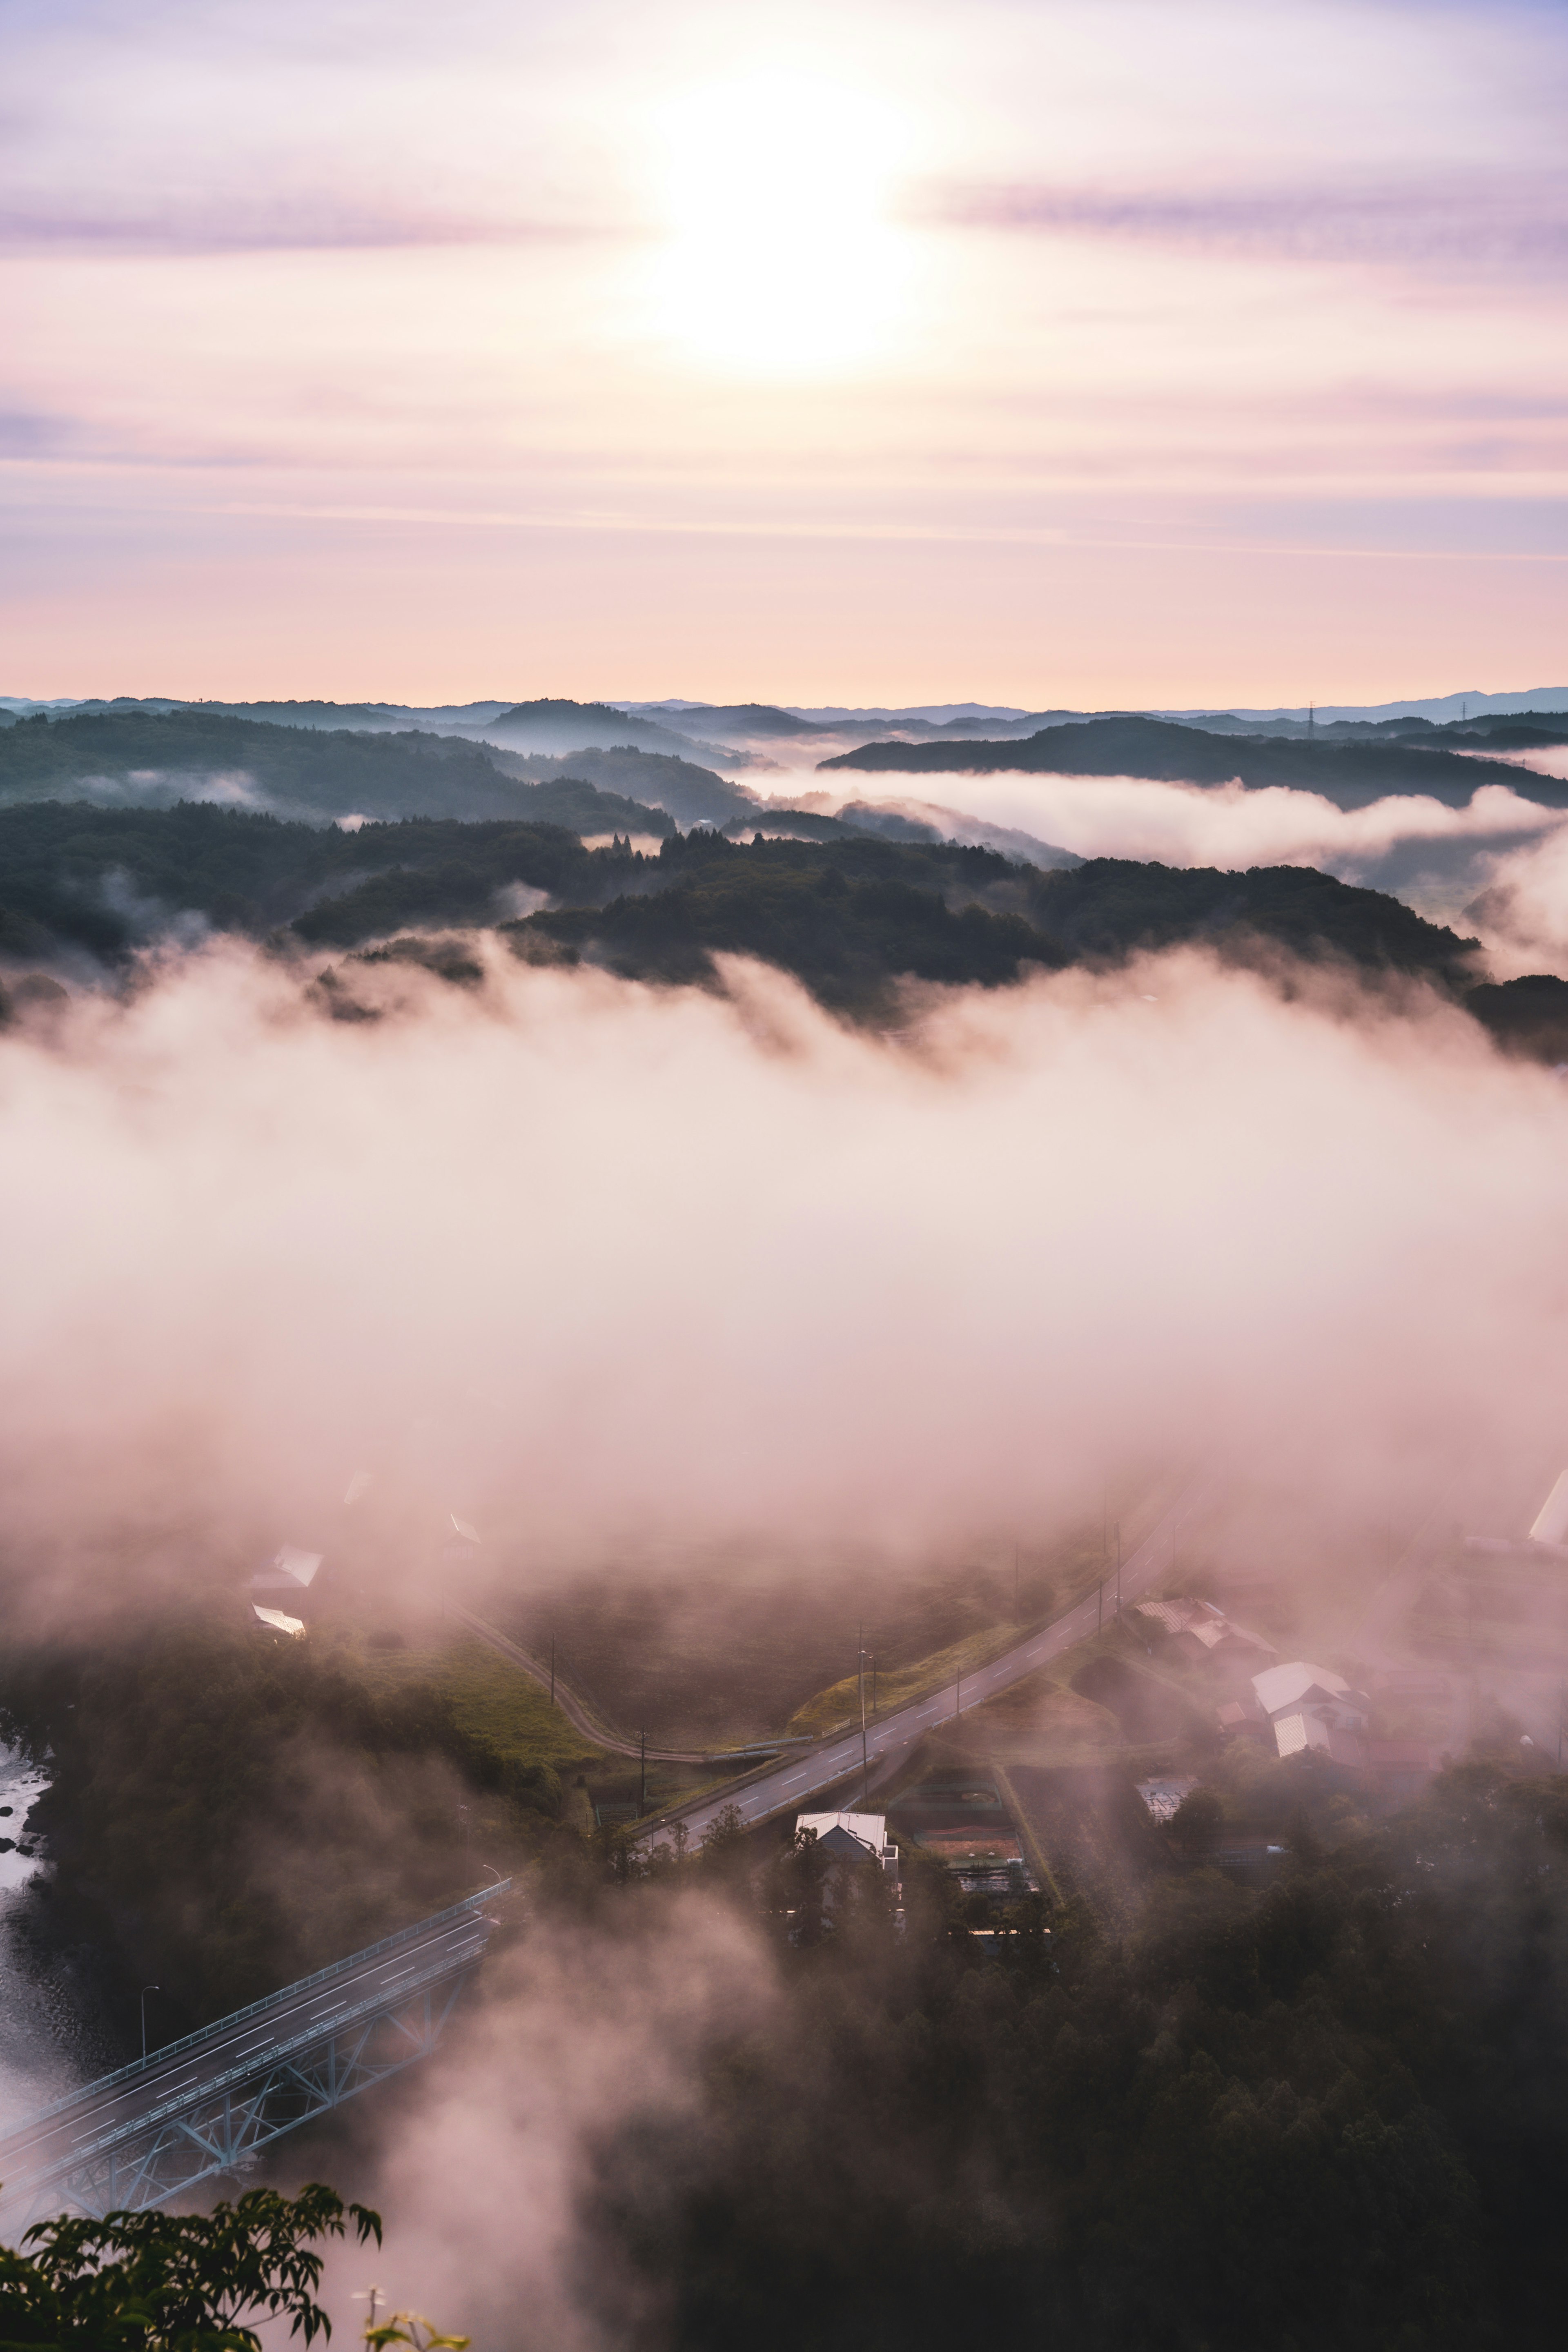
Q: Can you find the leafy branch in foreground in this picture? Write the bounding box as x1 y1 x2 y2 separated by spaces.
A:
0 2181 381 2350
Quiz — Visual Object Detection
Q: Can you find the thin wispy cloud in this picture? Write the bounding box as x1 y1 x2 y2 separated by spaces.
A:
927 175 1568 278
0 205 628 258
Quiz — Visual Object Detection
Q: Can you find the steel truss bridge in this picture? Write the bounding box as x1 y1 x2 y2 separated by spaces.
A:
0 1882 508 2238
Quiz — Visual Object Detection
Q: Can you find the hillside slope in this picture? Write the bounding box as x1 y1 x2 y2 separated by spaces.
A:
821 715 1563 809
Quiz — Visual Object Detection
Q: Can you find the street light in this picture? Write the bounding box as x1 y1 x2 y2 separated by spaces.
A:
480 1862 503 1887
140 1985 160 2063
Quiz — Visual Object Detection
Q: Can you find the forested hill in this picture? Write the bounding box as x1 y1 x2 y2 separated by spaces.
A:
820 714 1565 810
0 803 647 961
510 831 1482 1015
0 710 697 831
0 801 1561 1054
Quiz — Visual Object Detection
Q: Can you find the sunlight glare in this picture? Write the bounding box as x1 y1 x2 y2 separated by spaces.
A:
650 74 914 376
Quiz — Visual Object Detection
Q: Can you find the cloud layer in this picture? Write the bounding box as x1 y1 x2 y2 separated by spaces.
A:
2 937 1568 1633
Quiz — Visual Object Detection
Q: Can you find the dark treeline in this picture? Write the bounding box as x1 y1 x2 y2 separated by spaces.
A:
513 830 1484 1019
9 1600 1568 2345
0 1619 564 2037
5 801 1567 1054
0 803 650 961
821 713 1568 809
561 1768 1568 2351
0 711 687 832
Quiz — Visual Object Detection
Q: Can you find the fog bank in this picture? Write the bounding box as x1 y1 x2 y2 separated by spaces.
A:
0 939 1566 1627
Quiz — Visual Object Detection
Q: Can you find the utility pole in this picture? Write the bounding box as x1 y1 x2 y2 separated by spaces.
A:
859 1635 870 1807
639 1727 646 1818
549 1636 555 1708
1014 1546 1020 1625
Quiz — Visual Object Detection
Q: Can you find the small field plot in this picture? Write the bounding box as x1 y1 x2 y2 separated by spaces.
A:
343 1620 604 1778
1003 1764 1174 1931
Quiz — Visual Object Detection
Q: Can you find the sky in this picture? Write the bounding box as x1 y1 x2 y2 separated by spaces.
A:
2 0 1565 706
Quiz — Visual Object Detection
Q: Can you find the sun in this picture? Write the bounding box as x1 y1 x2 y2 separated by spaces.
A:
648 72 914 377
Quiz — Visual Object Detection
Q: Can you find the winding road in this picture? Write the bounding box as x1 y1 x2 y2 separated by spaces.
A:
635 1483 1211 1848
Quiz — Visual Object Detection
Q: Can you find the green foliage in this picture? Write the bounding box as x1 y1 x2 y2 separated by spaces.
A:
363 2319 469 2352
0 2183 379 2350
353 1635 597 1786
1167 1784 1223 1854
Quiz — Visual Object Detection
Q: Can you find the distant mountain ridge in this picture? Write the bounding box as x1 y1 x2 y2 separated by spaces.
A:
820 713 1568 808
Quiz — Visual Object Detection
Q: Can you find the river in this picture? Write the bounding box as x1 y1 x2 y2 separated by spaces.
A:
0 1744 115 2134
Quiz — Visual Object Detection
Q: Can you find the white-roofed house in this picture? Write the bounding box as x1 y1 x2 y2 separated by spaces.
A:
1250 1661 1370 1768
251 1604 306 1640
1135 1599 1278 1670
795 1810 900 1878
248 1547 324 1617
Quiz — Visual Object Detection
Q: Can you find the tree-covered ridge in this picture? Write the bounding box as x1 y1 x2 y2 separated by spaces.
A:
1024 855 1480 980
820 713 1566 809
513 829 1068 1011
0 710 685 834
507 830 1481 1014
0 803 654 960
0 802 1522 1040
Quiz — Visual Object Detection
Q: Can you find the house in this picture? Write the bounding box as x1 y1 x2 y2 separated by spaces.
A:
248 1547 324 1612
1216 1692 1272 1740
796 1810 900 1878
251 1604 305 1639
1251 1660 1371 1767
1135 1598 1278 1669
1272 1711 1367 1767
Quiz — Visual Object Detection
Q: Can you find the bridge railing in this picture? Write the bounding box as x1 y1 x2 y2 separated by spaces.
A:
3 1880 511 2139
18 1934 493 2193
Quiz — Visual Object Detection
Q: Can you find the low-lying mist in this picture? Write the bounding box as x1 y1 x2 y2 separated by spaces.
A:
8 936 1568 2344
0 934 1565 1633
768 759 1568 971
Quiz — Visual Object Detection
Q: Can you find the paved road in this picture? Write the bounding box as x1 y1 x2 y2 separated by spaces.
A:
0 1892 503 2214
639 1483 1210 1849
